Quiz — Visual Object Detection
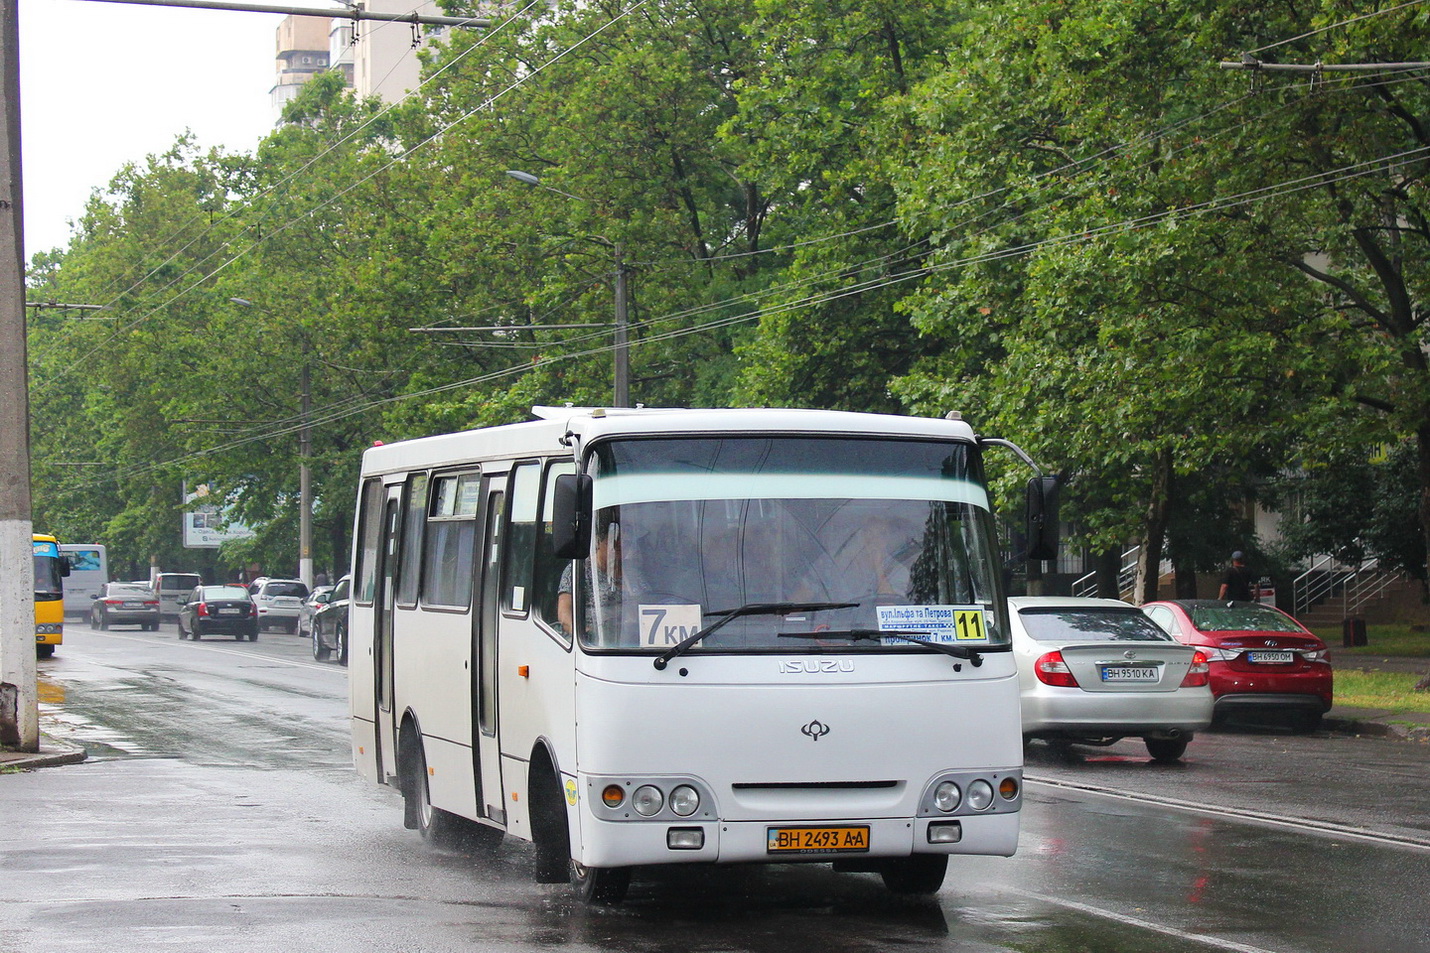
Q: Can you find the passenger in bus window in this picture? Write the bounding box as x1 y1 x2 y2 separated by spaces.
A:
557 520 624 638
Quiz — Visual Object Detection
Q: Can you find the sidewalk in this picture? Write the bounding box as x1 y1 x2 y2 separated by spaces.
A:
0 730 87 771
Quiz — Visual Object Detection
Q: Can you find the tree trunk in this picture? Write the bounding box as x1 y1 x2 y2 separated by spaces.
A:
1174 561 1198 599
1095 548 1122 600
1134 449 1173 605
1418 424 1430 600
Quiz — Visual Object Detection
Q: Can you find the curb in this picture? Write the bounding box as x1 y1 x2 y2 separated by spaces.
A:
1325 716 1430 743
0 735 88 772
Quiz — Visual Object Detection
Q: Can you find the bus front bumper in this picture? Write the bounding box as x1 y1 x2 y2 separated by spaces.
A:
576 811 1020 868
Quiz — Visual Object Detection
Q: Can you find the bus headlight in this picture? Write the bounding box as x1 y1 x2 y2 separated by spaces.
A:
669 785 700 817
632 785 664 816
967 779 995 811
933 781 962 813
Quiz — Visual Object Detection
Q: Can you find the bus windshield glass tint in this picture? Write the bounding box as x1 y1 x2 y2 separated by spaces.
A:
576 436 1007 652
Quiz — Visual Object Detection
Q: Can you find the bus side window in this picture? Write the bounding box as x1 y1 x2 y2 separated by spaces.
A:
503 463 541 616
355 479 384 606
423 472 480 609
533 460 577 635
395 472 428 607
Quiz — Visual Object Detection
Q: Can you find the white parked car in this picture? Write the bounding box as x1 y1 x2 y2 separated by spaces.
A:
251 578 310 633
1009 596 1213 762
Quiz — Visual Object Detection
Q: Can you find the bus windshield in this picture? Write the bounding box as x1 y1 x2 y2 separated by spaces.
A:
574 435 1007 653
33 539 65 601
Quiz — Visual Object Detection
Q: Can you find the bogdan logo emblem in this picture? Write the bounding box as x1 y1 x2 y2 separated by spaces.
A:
801 720 831 742
565 779 578 806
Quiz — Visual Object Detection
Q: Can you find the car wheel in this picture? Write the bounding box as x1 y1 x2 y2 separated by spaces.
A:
89 609 99 630
1145 736 1190 762
248 630 258 642
879 854 948 895
191 625 201 641
337 623 348 666
98 610 110 631
177 617 186 638
313 630 331 662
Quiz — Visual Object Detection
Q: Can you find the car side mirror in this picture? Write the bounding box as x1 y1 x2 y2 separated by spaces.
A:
551 473 592 559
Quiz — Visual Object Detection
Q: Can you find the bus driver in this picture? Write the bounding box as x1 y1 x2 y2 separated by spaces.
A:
557 519 624 639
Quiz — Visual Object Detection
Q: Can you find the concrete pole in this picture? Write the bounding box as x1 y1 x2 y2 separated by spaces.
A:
613 242 629 408
299 352 312 588
0 0 37 752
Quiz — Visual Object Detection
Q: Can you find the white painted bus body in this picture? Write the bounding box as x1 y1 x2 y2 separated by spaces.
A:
349 407 1023 884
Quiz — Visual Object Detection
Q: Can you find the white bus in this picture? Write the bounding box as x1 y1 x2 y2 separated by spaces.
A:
349 407 1058 903
59 543 108 617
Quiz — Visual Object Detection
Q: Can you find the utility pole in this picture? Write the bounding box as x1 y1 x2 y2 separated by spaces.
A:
299 347 311 588
0 0 37 752
613 242 629 408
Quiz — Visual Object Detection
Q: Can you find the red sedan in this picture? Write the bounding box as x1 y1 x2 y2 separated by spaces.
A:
1141 600 1332 730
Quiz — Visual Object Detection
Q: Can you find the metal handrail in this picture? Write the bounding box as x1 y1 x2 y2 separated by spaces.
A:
1071 546 1167 601
1294 555 1401 617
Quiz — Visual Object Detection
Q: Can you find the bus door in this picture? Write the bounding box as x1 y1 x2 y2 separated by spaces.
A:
375 484 404 786
473 476 506 822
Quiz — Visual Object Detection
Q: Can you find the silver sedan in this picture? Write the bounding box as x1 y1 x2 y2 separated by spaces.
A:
1009 596 1214 762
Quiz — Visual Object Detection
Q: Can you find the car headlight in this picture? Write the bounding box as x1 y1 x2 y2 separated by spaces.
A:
966 779 995 811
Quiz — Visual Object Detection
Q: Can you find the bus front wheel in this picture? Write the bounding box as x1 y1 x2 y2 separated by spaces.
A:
880 854 948 895
572 862 630 904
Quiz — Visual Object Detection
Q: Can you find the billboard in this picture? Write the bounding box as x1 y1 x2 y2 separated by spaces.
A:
183 484 256 549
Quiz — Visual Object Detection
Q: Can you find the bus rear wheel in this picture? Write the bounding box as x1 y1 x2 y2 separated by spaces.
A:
880 854 948 895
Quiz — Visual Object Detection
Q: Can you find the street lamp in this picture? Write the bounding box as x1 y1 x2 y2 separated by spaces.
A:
230 297 313 589
504 170 630 407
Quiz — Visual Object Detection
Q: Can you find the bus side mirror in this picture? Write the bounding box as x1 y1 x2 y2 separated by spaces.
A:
60 557 71 578
1025 475 1060 561
551 473 593 559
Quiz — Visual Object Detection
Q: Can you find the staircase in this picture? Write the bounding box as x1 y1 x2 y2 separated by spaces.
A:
1293 556 1414 628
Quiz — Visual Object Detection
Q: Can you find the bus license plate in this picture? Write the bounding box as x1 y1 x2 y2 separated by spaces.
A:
1100 666 1158 682
1248 651 1293 664
766 826 870 854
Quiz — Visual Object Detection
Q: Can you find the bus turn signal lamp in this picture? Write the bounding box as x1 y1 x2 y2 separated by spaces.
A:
999 777 1019 800
602 785 626 808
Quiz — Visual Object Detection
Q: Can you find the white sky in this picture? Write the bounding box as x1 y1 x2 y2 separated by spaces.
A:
19 0 297 255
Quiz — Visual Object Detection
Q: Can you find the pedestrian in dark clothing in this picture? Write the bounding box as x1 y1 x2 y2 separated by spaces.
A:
1218 551 1255 601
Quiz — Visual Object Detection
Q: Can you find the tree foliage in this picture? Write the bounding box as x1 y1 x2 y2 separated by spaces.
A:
25 0 1430 597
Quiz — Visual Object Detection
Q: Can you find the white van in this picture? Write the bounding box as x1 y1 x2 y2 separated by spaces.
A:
59 544 108 617
152 572 203 620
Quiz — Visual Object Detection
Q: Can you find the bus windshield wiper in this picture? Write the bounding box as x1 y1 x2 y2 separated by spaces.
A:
779 629 984 666
652 602 858 670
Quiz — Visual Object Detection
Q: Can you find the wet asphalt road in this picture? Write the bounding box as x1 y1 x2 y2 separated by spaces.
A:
2 623 1427 953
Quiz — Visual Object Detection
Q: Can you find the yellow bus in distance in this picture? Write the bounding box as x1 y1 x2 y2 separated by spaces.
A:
34 534 68 658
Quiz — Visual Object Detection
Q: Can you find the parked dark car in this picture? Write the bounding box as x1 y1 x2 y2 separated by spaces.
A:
296 585 334 639
1142 600 1332 730
89 582 161 631
311 574 350 664
177 585 259 641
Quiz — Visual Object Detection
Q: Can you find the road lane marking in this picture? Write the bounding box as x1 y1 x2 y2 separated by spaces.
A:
1013 889 1283 953
1026 774 1430 852
86 630 342 674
